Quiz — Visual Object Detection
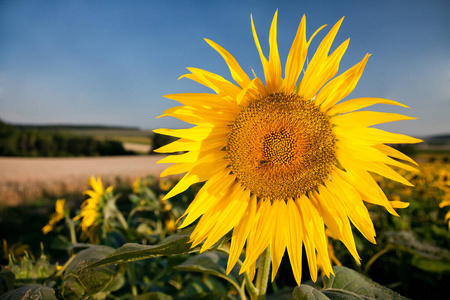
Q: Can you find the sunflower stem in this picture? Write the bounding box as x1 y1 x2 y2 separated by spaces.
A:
66 217 77 245
255 247 271 299
243 270 258 300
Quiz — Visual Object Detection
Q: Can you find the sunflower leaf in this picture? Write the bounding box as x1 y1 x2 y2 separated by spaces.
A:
293 284 330 299
86 229 196 269
0 284 57 300
62 245 121 300
321 266 409 300
175 251 243 288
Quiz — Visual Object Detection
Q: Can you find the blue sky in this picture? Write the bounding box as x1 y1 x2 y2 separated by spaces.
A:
1 0 449 137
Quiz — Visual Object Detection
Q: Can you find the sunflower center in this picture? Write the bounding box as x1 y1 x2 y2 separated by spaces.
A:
262 130 295 164
227 92 336 200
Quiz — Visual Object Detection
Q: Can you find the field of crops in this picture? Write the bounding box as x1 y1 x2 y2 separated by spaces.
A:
1 153 449 299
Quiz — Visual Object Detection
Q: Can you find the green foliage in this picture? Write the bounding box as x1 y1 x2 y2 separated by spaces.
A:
61 246 124 299
2 166 448 299
0 284 57 299
0 120 133 157
293 266 408 300
87 230 196 269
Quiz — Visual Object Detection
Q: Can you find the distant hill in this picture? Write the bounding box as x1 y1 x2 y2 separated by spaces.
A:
424 134 450 144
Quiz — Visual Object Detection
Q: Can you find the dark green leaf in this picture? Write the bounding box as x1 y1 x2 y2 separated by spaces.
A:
62 245 119 300
386 231 450 260
386 231 450 273
87 230 196 269
293 285 330 300
0 284 57 300
132 292 173 299
411 255 450 273
175 251 243 287
0 269 15 294
322 266 409 300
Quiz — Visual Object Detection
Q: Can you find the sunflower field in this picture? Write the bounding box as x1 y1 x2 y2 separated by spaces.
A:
1 159 449 299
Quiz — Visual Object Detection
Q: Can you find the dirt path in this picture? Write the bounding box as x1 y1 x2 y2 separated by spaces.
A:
0 155 174 206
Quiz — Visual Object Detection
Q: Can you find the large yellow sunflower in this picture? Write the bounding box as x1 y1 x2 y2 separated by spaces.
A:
154 11 421 285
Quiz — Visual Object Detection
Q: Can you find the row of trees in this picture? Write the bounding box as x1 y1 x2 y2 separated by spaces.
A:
0 120 133 157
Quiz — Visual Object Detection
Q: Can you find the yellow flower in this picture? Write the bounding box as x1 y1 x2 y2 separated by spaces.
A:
42 199 66 234
437 166 450 229
132 177 141 194
155 11 421 284
159 177 173 192
73 176 113 238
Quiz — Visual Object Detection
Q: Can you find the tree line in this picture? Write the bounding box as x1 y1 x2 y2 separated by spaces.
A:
0 120 134 157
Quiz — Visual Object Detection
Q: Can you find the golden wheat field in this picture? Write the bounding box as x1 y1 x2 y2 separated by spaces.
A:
0 155 172 206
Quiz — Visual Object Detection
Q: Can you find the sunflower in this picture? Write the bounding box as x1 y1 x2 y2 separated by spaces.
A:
154 11 421 284
437 167 450 229
42 199 66 234
73 176 113 240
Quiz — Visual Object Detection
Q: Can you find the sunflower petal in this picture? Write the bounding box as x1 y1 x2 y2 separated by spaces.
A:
282 15 307 94
204 38 251 88
329 97 409 115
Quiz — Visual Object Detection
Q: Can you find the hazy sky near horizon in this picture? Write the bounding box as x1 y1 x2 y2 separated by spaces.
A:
1 0 449 137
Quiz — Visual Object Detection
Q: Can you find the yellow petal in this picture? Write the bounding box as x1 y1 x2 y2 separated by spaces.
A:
180 171 236 228
240 199 273 273
328 97 409 115
286 198 303 285
154 138 199 153
282 14 307 94
390 200 410 209
251 14 269 91
270 200 287 281
373 144 418 166
266 10 282 93
164 93 239 110
227 195 257 274
201 186 250 251
332 111 417 128
180 68 241 99
204 38 251 88
333 127 423 145
316 54 370 110
299 17 347 100
160 105 237 125
236 77 268 106
163 156 229 200
313 188 361 262
336 147 413 186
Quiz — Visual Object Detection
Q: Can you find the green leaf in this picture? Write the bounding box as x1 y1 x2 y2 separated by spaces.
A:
322 266 409 300
386 231 450 260
0 284 57 300
132 292 173 299
175 251 243 288
386 231 450 273
293 285 330 300
61 245 120 300
87 230 196 269
411 255 450 273
0 269 15 294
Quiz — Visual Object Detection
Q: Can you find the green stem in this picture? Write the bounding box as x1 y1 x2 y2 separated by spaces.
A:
66 217 77 245
364 245 393 274
127 262 138 296
217 246 253 300
244 269 258 300
115 206 129 230
255 247 271 300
